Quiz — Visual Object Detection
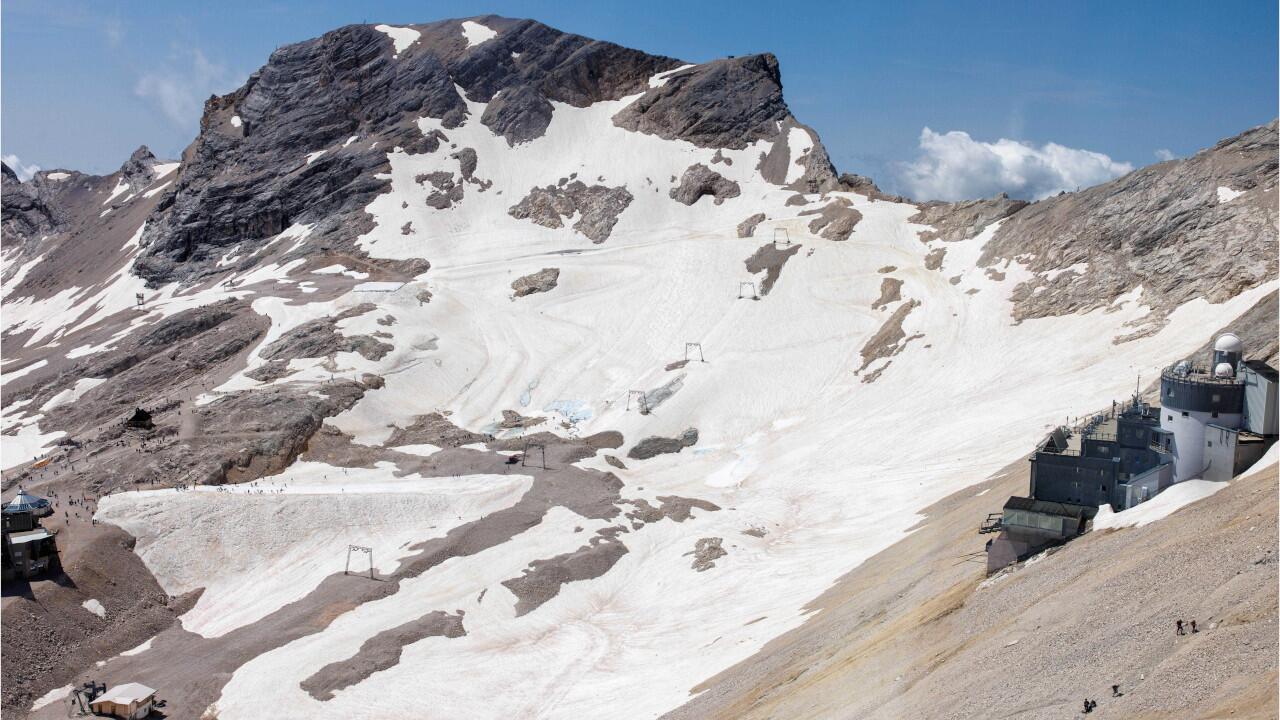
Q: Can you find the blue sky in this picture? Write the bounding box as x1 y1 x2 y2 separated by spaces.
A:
3 0 1276 199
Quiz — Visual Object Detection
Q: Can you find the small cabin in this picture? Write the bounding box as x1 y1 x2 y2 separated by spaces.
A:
125 407 154 430
88 683 156 720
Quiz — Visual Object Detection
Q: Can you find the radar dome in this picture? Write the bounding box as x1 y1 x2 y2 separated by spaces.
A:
1214 362 1235 378
1214 333 1243 353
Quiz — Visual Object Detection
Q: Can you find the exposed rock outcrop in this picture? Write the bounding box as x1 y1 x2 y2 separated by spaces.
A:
685 537 726 572
805 198 862 241
981 120 1278 327
628 428 698 460
669 164 741 206
511 267 560 297
910 193 1028 243
508 182 633 242
613 54 789 150
481 84 554 145
737 212 766 238
744 241 801 295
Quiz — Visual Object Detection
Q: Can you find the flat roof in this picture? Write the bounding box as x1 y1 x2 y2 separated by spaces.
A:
7 529 51 544
90 683 156 705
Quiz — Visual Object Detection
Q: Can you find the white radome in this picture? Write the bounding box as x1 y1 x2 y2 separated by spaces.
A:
1214 333 1243 353
1214 362 1235 378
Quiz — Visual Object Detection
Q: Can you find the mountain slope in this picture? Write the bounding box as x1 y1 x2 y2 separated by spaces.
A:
2 16 1276 720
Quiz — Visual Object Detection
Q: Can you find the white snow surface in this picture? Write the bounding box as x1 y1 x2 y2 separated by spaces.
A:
1217 185 1245 203
121 636 155 656
231 115 243 128
374 24 420 55
11 71 1278 720
30 684 73 711
83 598 107 617
1091 480 1228 530
45 172 70 181
152 162 180 178
460 20 498 47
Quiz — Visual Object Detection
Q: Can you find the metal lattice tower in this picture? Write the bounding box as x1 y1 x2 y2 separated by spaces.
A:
626 390 650 414
738 281 758 300
773 227 791 247
685 342 705 362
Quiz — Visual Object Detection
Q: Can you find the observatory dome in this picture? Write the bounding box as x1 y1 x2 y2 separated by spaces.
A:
1214 362 1235 378
1214 333 1243 353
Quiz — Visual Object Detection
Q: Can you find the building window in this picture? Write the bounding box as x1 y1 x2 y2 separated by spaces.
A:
1212 394 1221 403
1207 441 1213 447
1167 415 1173 421
1182 411 1189 417
1212 412 1219 418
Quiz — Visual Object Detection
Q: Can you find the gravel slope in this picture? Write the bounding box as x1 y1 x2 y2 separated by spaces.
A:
668 458 1278 720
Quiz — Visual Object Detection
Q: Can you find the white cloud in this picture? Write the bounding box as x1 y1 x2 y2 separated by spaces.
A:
134 49 242 129
896 128 1134 202
2 154 41 181
1154 148 1176 162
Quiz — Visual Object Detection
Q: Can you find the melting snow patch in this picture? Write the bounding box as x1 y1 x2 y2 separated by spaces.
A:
343 135 359 147
460 20 498 47
2 358 48 385
152 162 180 178
103 178 129 205
41 377 106 411
230 115 243 128
305 150 327 165
1092 480 1228 530
1217 186 1245 203
45 172 70 181
82 598 106 618
374 24 420 55
649 64 696 88
352 281 404 293
30 684 73 711
391 444 443 457
142 181 172 199
1042 262 1089 281
121 636 154 656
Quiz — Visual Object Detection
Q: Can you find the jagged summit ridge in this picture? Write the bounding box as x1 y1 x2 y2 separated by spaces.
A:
132 16 832 285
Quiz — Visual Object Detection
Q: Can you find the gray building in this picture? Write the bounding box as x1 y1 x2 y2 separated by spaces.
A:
986 331 1278 575
1028 400 1174 513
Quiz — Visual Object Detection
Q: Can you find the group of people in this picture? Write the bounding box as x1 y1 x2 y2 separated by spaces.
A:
1175 619 1199 635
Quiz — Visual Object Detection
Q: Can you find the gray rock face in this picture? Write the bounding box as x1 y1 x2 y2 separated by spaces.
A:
979 120 1278 328
511 267 560 296
612 54 790 150
131 18 680 285
744 241 801 295
669 164 741 206
804 199 863 241
737 212 766 238
838 173 906 202
685 537 726 572
481 84 554 145
501 532 628 616
858 299 924 383
627 428 698 460
259 314 392 362
872 278 903 310
508 181 633 242
910 193 1028 243
301 610 467 700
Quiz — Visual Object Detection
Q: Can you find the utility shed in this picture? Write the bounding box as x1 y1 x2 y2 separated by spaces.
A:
986 497 1087 574
88 683 156 720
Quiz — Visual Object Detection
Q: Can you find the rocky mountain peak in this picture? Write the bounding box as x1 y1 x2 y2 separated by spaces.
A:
132 16 837 285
